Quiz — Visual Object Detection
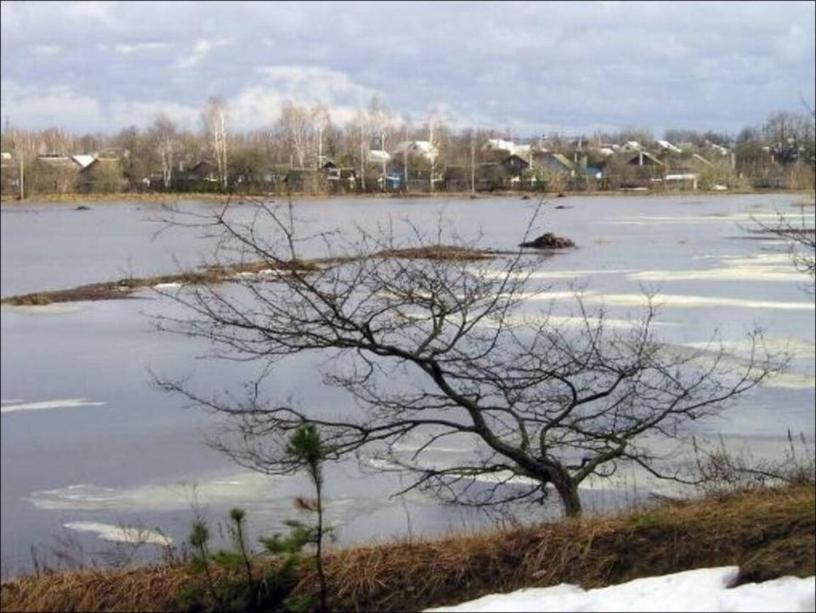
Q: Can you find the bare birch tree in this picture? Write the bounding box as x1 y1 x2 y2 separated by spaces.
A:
155 200 777 518
367 96 392 190
150 115 178 190
425 109 445 192
348 108 369 192
202 97 229 191
312 104 331 170
277 101 318 169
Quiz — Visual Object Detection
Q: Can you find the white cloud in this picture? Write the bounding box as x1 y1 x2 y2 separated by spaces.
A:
222 65 385 129
108 99 199 130
0 80 104 130
63 1 119 26
31 44 62 56
255 65 381 104
177 37 232 69
1 80 201 132
114 42 175 55
1 2 813 133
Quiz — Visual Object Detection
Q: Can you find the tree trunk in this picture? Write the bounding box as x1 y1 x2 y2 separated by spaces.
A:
548 465 582 518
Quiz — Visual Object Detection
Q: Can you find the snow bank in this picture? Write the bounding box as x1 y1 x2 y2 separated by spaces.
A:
426 566 815 612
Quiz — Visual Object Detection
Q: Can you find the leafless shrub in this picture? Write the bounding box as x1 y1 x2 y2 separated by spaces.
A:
694 430 815 494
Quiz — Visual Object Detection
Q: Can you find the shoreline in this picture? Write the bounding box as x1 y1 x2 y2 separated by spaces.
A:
2 188 814 207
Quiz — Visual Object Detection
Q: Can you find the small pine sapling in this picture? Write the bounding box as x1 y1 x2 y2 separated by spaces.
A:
286 423 330 612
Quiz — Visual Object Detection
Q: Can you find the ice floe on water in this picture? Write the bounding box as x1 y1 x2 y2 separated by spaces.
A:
683 337 816 361
1 398 107 414
482 269 634 281
476 313 678 330
427 566 815 612
605 212 815 226
629 266 804 283
631 252 809 283
1 304 87 315
581 292 814 311
761 371 816 390
667 343 815 391
509 291 597 302
27 473 281 511
516 290 814 311
63 521 172 546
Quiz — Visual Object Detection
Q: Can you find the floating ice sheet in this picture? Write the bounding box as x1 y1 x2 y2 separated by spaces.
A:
1 398 107 414
63 521 172 546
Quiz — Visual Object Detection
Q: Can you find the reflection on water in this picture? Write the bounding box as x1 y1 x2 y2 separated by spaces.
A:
2 193 814 576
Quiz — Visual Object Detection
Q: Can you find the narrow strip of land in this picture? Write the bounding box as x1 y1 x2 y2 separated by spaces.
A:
0 246 500 306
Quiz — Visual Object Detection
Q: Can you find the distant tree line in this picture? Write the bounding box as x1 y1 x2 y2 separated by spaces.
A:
0 96 813 197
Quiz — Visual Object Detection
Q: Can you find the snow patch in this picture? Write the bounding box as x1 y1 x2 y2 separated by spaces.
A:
427 566 815 612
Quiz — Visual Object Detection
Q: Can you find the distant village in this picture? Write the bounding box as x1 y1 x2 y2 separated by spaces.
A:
1 100 813 197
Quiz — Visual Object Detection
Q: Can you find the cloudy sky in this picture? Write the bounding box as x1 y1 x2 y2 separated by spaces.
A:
1 1 814 136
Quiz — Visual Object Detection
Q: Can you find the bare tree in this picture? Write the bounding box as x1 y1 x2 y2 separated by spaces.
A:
312 103 331 170
278 101 312 169
202 96 229 191
155 199 776 518
367 96 392 190
426 111 441 192
346 108 370 192
150 115 178 190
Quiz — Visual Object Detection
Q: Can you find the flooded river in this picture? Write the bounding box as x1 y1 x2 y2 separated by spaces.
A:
1 193 814 576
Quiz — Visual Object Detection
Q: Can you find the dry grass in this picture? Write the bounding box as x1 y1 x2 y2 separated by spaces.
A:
2 483 813 612
373 245 498 261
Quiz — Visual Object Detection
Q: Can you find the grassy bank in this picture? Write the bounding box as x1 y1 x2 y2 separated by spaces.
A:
1 483 813 612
